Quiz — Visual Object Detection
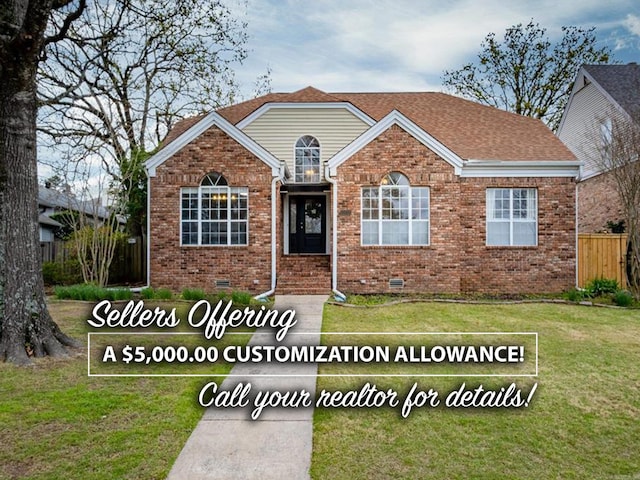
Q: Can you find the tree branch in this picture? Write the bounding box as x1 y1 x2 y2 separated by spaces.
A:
44 0 87 46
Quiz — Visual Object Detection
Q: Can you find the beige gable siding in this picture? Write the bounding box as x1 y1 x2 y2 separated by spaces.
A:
558 83 621 179
241 108 370 175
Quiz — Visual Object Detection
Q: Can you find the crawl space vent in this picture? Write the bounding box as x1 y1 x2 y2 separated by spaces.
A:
215 279 231 289
389 278 405 289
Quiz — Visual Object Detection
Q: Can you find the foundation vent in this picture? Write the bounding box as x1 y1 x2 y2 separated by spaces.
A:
215 279 231 289
389 278 405 289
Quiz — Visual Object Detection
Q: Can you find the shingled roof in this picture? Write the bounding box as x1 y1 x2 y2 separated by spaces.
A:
162 87 575 162
582 63 640 117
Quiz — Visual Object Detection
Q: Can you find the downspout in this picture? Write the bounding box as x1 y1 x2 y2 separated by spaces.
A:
325 165 347 302
254 168 284 301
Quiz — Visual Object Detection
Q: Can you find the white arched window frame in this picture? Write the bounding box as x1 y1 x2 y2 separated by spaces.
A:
294 135 321 183
181 173 248 246
361 172 430 246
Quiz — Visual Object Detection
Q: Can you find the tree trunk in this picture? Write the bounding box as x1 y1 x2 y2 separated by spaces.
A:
0 0 81 364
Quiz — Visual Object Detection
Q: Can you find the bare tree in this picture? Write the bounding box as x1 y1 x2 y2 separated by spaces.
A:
38 0 255 236
594 112 640 297
0 0 85 364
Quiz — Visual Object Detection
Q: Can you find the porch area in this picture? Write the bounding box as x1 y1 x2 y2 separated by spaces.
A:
276 254 332 295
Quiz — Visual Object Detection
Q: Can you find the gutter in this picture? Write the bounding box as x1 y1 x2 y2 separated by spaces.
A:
324 165 346 302
254 169 285 301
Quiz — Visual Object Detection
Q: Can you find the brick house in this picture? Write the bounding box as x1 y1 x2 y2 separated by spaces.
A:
557 63 640 233
145 87 580 296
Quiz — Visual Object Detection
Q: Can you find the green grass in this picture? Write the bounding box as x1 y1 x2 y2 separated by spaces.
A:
0 300 250 480
311 302 640 479
4 300 639 479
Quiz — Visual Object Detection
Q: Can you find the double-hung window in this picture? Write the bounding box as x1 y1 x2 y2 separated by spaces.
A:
181 173 248 246
486 188 537 246
362 172 430 246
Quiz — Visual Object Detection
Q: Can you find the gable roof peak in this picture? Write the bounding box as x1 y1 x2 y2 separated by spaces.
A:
581 63 640 116
285 86 342 103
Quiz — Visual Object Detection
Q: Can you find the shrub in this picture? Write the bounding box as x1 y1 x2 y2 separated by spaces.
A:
182 288 206 301
54 283 132 301
564 288 586 303
43 259 83 286
231 291 253 305
140 287 173 300
613 290 634 307
108 288 133 301
156 288 173 300
43 262 62 286
584 278 619 298
140 287 155 299
54 284 101 301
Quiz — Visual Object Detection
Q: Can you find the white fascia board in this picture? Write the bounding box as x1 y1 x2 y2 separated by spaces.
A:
236 102 376 129
460 160 582 178
145 111 284 177
328 110 464 176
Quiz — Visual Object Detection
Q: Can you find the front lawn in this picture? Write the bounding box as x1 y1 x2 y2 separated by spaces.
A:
2 300 638 479
311 302 640 479
0 301 246 480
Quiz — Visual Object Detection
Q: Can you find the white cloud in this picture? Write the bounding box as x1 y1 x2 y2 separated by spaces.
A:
623 13 640 36
239 0 638 93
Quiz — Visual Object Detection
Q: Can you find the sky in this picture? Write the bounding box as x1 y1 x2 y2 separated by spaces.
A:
234 0 640 94
37 0 640 195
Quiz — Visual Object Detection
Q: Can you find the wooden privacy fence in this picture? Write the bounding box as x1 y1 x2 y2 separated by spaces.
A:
41 236 146 285
578 233 628 289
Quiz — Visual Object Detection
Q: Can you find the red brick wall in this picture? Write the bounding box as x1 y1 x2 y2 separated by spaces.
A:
334 125 576 294
459 177 576 293
149 126 275 294
577 172 624 233
150 124 577 295
334 125 461 294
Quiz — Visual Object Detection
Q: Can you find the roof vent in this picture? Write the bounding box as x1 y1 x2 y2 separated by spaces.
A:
389 278 405 289
215 279 231 289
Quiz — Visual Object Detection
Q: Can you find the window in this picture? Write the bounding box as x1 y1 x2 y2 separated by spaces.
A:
486 188 537 246
181 173 248 246
295 135 321 183
600 117 613 165
361 172 429 246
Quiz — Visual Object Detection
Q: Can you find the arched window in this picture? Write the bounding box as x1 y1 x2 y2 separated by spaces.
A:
361 172 429 245
295 135 321 183
181 172 248 245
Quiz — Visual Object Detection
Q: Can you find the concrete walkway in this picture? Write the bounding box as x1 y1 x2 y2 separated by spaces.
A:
166 295 326 480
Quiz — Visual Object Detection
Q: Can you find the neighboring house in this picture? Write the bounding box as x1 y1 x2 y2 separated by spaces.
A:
145 87 580 296
39 213 62 243
557 63 640 233
38 185 124 261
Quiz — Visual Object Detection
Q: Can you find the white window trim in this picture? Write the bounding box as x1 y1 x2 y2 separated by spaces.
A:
180 183 249 247
293 135 322 183
360 182 430 247
485 188 538 247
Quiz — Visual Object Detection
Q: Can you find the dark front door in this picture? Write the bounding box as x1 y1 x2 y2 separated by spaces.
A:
289 196 326 254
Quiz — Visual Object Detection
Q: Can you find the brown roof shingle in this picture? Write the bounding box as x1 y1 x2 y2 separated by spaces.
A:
162 87 575 162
